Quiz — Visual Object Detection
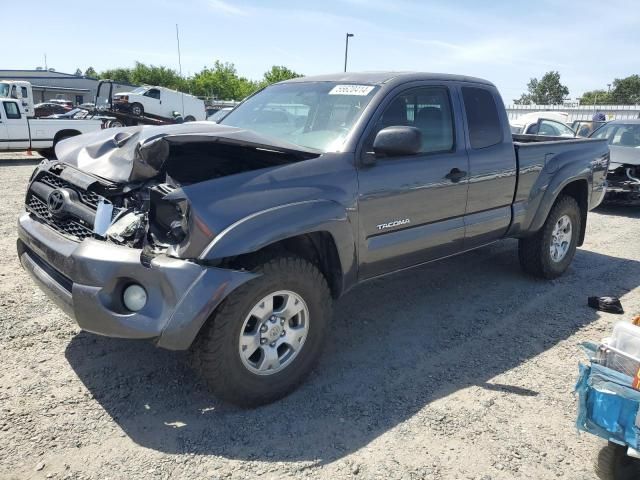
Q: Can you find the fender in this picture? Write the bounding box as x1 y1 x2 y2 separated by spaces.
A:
514 151 592 237
199 199 358 294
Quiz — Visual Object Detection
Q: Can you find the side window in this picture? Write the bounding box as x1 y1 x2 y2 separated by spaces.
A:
10 85 17 99
21 87 28 98
144 89 161 100
3 101 21 119
541 120 574 137
373 87 454 154
461 87 502 149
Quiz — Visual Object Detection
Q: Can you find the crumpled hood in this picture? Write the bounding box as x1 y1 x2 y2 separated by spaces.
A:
54 122 319 184
608 145 640 169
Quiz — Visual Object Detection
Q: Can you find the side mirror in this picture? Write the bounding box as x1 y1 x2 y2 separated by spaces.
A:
373 126 422 157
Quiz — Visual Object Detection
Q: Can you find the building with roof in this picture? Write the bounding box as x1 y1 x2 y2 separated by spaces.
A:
0 69 135 105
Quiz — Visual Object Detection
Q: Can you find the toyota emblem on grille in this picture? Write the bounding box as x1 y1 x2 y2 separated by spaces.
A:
47 189 65 213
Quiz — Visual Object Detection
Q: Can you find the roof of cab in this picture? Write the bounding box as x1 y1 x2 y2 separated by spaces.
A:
280 71 495 87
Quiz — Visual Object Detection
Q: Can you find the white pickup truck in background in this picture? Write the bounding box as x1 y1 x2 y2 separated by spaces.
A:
0 80 35 117
0 97 104 157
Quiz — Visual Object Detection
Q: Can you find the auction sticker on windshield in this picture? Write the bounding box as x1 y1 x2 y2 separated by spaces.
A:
329 85 375 96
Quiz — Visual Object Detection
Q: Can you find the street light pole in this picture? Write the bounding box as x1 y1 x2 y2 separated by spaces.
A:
344 33 354 72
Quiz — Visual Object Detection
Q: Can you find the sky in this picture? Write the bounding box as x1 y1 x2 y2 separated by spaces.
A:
4 0 639 103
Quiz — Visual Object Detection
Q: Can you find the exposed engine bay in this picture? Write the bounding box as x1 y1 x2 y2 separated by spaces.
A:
25 123 319 259
606 163 640 203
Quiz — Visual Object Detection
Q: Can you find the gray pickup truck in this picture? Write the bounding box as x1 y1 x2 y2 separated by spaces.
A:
17 72 609 406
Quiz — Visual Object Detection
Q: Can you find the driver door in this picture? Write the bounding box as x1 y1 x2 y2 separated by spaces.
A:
2 101 29 149
143 88 162 115
0 104 8 150
356 84 469 279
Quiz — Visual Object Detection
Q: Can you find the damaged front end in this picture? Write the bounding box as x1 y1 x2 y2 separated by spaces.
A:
28 123 319 259
605 146 640 205
18 123 319 348
24 160 183 260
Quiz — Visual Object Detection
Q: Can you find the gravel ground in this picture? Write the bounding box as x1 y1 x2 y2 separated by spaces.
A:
1 151 639 480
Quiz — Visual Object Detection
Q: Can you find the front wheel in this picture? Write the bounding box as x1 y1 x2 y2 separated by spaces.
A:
192 255 332 407
130 102 144 116
519 194 582 279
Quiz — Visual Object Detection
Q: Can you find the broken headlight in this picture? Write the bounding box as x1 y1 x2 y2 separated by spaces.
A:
106 211 146 245
149 184 189 245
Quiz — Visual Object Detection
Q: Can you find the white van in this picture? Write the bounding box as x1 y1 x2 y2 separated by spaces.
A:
112 86 205 121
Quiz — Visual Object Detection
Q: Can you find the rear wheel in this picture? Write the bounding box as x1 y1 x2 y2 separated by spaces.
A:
519 194 581 279
192 255 332 407
184 115 196 122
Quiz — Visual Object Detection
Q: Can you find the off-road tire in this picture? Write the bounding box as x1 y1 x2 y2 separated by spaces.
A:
130 102 144 117
519 194 581 279
192 255 332 407
595 442 640 480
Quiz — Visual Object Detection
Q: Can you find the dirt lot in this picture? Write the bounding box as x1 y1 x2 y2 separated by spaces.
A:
1 151 639 480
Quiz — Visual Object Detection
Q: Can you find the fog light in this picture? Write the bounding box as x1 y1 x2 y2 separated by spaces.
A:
123 284 147 312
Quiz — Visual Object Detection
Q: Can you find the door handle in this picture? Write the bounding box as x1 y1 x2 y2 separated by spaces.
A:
445 168 467 182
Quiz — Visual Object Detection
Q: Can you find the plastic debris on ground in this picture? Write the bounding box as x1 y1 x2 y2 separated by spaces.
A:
588 296 625 314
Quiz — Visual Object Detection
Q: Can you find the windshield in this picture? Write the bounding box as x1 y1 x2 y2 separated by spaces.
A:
0 83 9 98
130 86 148 94
220 82 379 152
591 123 640 148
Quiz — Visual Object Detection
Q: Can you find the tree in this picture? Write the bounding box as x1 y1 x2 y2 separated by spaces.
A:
84 66 97 78
579 89 612 105
262 66 302 86
74 68 82 76
190 61 258 100
129 62 186 90
99 67 133 83
610 74 640 104
515 71 569 105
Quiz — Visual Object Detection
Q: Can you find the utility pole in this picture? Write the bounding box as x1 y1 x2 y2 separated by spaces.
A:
44 54 47 70
344 33 354 72
176 24 185 116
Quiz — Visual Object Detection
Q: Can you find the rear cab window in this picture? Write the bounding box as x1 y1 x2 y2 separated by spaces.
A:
3 101 21 119
461 87 502 149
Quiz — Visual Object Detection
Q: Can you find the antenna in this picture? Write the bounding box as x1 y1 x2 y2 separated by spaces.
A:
176 24 185 117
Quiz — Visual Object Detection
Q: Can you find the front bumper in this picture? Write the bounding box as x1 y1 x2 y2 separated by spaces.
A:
17 212 257 350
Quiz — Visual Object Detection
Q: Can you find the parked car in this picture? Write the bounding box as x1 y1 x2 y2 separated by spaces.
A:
112 85 205 121
17 72 609 407
44 108 89 119
48 98 74 109
0 98 104 156
590 119 640 203
511 111 576 137
207 106 233 123
34 102 71 117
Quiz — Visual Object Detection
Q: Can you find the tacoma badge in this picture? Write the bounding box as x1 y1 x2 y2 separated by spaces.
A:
376 218 410 230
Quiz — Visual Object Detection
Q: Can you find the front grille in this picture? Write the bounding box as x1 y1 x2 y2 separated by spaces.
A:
39 172 101 209
26 196 94 240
